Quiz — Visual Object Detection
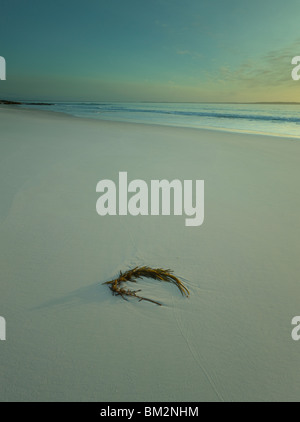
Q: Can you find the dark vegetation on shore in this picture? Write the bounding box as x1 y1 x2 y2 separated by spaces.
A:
0 99 53 105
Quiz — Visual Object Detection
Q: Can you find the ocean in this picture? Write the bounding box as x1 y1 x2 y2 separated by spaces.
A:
20 102 300 138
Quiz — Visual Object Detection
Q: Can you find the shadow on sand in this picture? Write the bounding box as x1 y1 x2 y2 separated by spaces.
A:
31 279 115 311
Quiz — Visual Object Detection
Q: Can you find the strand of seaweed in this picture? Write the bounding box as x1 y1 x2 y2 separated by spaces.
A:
103 266 190 306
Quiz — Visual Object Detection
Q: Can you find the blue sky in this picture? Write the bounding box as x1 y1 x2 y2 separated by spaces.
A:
1 0 300 101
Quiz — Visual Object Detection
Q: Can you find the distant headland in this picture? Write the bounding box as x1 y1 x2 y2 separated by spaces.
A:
0 99 53 105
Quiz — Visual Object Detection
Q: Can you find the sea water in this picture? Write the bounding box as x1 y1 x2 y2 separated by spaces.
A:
20 102 300 138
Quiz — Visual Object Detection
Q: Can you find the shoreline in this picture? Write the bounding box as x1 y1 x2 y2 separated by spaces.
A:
1 103 300 140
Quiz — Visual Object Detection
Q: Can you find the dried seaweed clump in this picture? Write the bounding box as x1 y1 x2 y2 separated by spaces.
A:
103 266 189 306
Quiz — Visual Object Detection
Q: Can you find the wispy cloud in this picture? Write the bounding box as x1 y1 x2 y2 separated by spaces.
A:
215 39 300 88
154 20 169 28
176 50 203 59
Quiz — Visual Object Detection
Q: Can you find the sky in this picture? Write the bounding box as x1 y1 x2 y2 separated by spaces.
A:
0 0 300 102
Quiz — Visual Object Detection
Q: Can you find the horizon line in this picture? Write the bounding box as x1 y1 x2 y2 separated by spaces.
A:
1 98 300 105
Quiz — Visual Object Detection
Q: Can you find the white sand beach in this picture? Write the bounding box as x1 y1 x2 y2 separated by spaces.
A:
0 106 300 402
